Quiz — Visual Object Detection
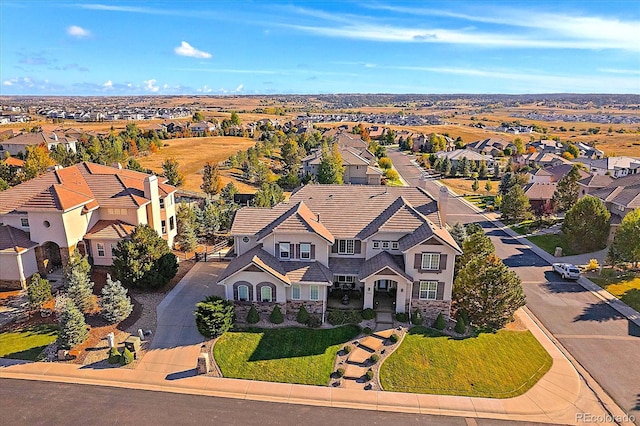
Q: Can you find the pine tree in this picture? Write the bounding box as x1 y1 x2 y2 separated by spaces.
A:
175 203 198 252
162 158 184 187
66 266 95 313
100 274 133 323
485 179 493 192
449 223 467 248
471 178 479 192
57 299 89 349
501 185 531 223
201 162 223 196
478 160 488 178
64 249 91 283
28 273 52 310
220 182 238 204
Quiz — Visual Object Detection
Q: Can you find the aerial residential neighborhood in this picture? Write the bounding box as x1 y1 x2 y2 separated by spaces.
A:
1 1 639 425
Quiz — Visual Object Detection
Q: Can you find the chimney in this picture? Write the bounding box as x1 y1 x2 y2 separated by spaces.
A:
143 175 162 235
438 185 449 226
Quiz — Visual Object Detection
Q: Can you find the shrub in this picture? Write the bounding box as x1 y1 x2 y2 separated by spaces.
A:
57 299 89 350
120 347 134 365
269 305 284 324
28 273 51 310
363 327 372 335
100 274 133 324
378 157 392 169
433 312 446 330
454 316 466 334
335 368 345 378
369 354 380 364
194 296 235 338
328 310 362 325
395 312 407 322
296 305 310 324
246 305 260 324
365 369 374 381
362 308 375 320
307 315 322 328
390 333 399 343
343 345 351 354
411 309 423 325
384 169 399 181
586 259 600 271
108 347 121 364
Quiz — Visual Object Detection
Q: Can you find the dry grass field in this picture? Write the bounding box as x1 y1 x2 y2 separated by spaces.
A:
439 177 499 196
137 136 257 193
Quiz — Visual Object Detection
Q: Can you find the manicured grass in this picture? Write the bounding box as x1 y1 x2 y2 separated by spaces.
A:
380 328 552 398
510 219 560 236
0 325 58 361
213 325 360 385
589 272 640 313
463 195 495 209
440 178 498 197
526 233 578 256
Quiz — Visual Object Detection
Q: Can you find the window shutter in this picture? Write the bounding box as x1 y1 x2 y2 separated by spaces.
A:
275 243 280 256
332 243 338 253
310 245 315 259
295 244 300 259
233 283 238 300
412 281 420 298
438 254 448 271
414 253 422 270
437 282 445 300
354 240 361 254
248 285 253 301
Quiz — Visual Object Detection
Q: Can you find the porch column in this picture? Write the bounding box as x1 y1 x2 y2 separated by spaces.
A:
395 282 407 313
363 280 374 309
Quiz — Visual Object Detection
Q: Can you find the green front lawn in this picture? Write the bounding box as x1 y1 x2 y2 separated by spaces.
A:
0 325 58 361
463 195 495 209
213 325 360 385
589 272 640 313
380 328 552 398
510 219 561 236
526 233 578 256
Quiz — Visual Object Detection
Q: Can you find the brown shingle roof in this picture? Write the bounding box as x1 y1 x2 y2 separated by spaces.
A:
357 251 412 282
523 182 557 200
358 196 427 239
84 220 136 240
282 261 333 283
0 224 37 254
591 174 640 209
217 246 290 284
328 257 365 275
255 201 334 243
578 174 613 188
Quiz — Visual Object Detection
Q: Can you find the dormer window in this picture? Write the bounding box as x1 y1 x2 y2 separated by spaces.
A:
382 241 390 249
279 242 290 259
21 218 29 227
337 239 354 254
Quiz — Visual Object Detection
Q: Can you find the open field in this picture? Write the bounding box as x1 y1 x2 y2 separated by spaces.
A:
213 325 360 385
380 327 552 398
137 136 257 193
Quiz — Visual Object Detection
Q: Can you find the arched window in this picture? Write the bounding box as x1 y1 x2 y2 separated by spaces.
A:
261 286 273 302
238 285 249 301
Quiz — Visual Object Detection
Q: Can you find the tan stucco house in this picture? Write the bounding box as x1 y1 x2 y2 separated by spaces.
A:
217 185 462 323
0 162 177 289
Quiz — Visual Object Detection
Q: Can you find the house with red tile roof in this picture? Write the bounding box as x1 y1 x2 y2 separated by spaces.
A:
217 184 462 323
0 162 177 289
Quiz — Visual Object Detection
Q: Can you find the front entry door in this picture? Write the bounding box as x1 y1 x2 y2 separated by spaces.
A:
377 280 387 290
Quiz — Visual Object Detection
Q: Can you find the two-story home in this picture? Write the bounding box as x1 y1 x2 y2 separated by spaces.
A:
577 156 640 178
0 131 77 157
590 174 640 241
0 162 177 289
217 185 462 323
301 146 383 185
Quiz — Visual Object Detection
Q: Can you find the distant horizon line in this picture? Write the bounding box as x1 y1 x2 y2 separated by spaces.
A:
1 92 639 97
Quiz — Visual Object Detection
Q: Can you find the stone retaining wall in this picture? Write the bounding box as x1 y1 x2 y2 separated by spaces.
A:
286 300 324 316
234 302 286 321
410 299 451 322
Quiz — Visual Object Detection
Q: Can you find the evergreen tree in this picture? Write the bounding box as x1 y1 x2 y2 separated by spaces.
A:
100 274 133 323
458 157 470 177
608 208 640 266
175 203 198 253
493 163 500 177
478 160 488 178
453 254 526 330
64 249 91 284
485 179 493 192
563 196 610 252
162 158 184 187
220 182 238 204
28 273 52 310
552 165 582 212
253 183 285 207
501 185 531 223
317 142 344 184
66 267 95 314
442 157 452 176
471 178 479 192
201 162 223 196
498 172 515 195
57 299 89 349
449 223 467 248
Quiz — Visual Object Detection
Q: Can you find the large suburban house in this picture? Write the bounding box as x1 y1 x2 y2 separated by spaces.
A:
217 185 462 323
577 156 640 178
435 149 494 169
0 131 77 156
0 162 177 289
466 137 514 156
301 146 384 185
591 174 640 240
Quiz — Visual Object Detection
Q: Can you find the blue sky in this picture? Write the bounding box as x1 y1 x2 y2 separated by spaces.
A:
1 1 639 95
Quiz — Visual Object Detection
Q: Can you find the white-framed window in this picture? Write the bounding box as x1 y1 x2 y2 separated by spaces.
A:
261 286 273 302
382 241 390 249
20 217 29 227
300 243 311 259
421 253 441 270
419 281 438 300
279 242 290 259
238 285 249 301
392 242 399 250
373 241 380 249
337 239 355 254
97 243 105 257
310 285 319 301
110 243 117 256
336 275 355 283
292 284 301 300
161 220 167 234
159 198 165 209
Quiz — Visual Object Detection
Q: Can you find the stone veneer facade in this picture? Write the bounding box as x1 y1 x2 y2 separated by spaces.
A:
234 301 286 322
285 300 324 317
410 299 451 322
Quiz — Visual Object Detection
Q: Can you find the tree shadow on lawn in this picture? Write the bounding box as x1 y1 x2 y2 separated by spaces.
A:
2 345 51 361
245 325 360 362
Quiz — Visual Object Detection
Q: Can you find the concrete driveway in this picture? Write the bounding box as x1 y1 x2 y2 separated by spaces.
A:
136 261 226 376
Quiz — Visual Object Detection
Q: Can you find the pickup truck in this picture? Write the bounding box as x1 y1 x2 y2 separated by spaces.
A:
552 263 581 280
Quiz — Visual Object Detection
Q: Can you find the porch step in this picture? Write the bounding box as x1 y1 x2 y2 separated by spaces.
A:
359 336 384 352
375 311 394 323
343 364 368 379
347 347 372 364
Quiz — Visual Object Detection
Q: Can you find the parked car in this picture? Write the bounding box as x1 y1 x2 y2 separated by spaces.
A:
552 263 581 280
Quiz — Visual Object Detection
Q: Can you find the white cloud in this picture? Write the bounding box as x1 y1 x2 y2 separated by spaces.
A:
103 80 113 88
3 80 13 86
143 79 159 92
598 68 640 75
174 41 211 59
235 84 244 92
67 25 91 38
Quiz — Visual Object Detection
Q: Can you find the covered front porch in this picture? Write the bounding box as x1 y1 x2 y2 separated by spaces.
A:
327 278 401 312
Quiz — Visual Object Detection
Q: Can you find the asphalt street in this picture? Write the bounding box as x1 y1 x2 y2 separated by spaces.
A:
388 149 640 423
1 379 552 426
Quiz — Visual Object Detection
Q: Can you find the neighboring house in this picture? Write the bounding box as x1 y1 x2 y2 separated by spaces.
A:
591 174 640 240
217 185 462 323
575 142 604 159
528 168 554 184
190 121 217 136
526 139 564 155
577 156 640 178
0 162 177 289
578 174 614 198
466 137 514 156
0 132 77 156
516 152 571 168
435 149 494 169
522 182 557 212
301 146 384 185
